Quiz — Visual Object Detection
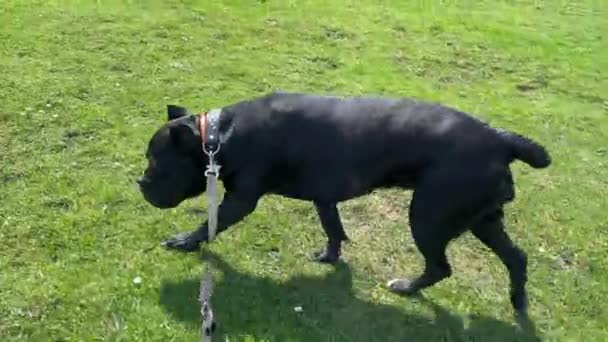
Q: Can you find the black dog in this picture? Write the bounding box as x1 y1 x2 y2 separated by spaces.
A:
138 92 550 314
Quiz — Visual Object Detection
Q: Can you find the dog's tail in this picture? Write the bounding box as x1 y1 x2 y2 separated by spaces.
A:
498 130 551 169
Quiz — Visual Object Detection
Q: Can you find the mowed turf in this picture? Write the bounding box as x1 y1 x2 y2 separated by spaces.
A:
1 1 607 341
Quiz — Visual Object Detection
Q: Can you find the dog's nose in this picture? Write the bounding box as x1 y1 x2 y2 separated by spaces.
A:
136 177 146 187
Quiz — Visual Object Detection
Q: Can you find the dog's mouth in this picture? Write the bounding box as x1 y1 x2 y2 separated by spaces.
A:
138 178 181 209
146 196 179 209
142 191 180 209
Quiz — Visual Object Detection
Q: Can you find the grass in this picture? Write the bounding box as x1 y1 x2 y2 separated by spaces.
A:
1 0 607 340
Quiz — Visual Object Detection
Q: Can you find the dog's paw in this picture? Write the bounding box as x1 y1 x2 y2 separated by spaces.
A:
387 278 419 296
312 248 339 264
162 231 203 252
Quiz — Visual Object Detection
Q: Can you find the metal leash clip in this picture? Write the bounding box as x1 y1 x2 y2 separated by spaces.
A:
204 151 221 177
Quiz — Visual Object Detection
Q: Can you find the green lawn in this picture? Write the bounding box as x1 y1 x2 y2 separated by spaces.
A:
1 1 607 341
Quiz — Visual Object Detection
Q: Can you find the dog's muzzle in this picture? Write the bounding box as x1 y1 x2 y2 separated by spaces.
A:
137 177 178 209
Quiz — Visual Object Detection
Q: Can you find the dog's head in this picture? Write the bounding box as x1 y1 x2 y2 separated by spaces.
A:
138 105 206 209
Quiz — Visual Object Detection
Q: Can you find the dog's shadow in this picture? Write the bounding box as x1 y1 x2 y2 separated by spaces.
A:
159 252 539 341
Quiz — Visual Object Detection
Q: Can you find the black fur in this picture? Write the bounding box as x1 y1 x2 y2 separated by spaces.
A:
138 92 551 314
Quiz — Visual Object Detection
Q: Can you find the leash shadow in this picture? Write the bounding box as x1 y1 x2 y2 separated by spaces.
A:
159 252 539 341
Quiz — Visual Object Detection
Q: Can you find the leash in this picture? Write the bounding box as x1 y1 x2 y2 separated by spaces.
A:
199 109 222 342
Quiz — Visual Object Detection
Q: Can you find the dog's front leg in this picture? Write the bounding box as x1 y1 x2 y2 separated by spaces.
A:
163 192 259 252
313 202 349 263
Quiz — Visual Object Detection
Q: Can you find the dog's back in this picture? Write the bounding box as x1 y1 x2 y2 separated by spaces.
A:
220 91 550 202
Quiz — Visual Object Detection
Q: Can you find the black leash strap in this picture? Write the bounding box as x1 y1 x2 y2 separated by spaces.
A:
200 108 222 342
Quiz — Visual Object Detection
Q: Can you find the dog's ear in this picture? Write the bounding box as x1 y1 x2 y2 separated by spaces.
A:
169 118 199 148
167 104 188 121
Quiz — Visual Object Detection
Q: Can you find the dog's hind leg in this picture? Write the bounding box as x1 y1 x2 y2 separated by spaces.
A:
387 202 464 295
313 202 349 263
471 208 528 314
387 166 496 296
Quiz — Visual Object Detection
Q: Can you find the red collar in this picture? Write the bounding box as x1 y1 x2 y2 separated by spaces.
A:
198 112 208 145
